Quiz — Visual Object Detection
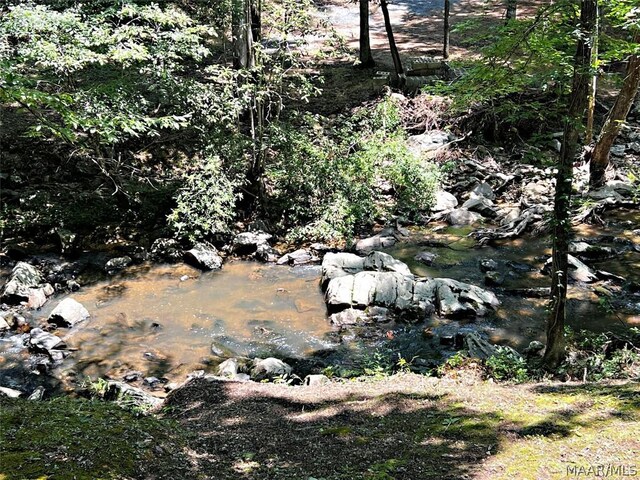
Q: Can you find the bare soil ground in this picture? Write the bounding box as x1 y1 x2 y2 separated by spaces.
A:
161 374 639 480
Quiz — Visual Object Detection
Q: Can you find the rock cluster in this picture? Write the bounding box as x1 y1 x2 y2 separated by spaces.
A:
321 251 500 319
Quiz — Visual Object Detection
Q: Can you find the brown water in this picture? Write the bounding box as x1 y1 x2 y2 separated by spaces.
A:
387 216 640 348
3 212 638 390
38 261 334 385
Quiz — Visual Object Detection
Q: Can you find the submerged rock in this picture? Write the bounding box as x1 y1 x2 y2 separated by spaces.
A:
48 298 90 327
415 252 437 266
184 242 223 271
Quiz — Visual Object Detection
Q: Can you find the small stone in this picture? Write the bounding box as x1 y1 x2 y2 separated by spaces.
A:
28 386 45 401
0 317 10 331
484 271 504 286
105 256 132 274
184 242 223 271
414 252 437 266
48 298 90 328
479 259 498 273
0 386 23 398
303 374 330 386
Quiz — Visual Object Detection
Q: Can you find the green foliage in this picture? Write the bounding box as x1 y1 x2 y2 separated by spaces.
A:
0 396 189 479
486 346 530 383
0 3 211 152
425 0 638 140
563 328 640 380
168 154 241 241
266 99 439 243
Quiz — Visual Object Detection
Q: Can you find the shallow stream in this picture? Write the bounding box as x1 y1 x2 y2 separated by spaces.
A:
1 213 638 391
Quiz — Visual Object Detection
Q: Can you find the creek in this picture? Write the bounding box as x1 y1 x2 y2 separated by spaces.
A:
1 216 638 393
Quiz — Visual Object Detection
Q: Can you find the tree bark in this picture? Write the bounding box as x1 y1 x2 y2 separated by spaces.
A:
443 0 450 60
250 0 262 43
232 0 255 70
380 0 404 83
359 0 375 67
585 5 599 143
505 0 517 22
588 33 640 189
543 0 597 370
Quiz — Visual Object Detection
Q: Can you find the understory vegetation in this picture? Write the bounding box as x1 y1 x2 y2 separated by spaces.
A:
0 1 440 245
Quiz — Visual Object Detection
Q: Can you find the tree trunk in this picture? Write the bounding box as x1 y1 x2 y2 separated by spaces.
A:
250 0 261 43
232 0 254 70
585 11 599 144
588 33 640 189
543 0 597 370
380 0 404 83
443 0 450 60
505 0 517 22
359 0 375 67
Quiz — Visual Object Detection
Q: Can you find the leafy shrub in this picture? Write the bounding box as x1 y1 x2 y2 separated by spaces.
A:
563 328 640 381
168 155 241 241
486 346 530 383
265 101 440 243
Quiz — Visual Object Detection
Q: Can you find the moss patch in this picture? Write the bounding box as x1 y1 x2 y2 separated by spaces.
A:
0 397 191 480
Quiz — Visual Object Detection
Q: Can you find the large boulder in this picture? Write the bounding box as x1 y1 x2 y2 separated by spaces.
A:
184 242 223 271
434 278 500 317
448 209 481 226
48 298 90 327
462 197 498 218
543 255 598 283
277 248 316 266
321 251 499 319
321 252 365 288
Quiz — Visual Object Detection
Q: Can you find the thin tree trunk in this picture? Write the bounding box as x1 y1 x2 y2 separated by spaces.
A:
250 0 261 43
505 0 517 22
543 0 597 370
232 0 254 70
443 0 450 60
589 33 640 189
359 0 375 67
585 5 599 143
380 0 404 83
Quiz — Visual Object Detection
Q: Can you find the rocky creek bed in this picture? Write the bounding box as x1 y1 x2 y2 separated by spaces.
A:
1 213 638 403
